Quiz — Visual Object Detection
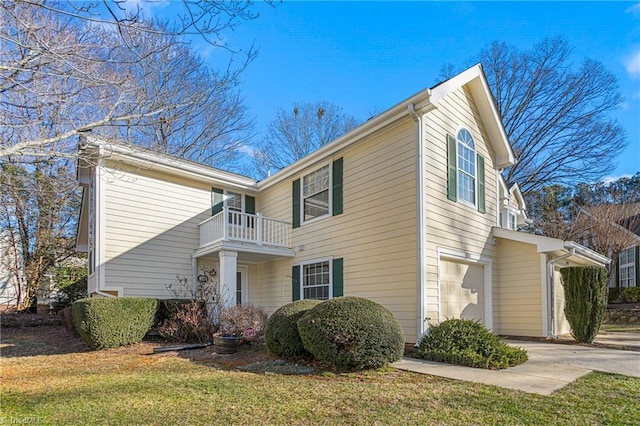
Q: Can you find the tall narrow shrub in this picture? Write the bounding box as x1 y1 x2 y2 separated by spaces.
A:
560 266 608 343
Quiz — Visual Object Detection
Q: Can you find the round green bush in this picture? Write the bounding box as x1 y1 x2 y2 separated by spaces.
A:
296 296 405 370
264 299 322 358
416 319 527 369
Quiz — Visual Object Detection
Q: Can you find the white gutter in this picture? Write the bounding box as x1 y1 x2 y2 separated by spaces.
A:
408 103 428 340
546 249 575 338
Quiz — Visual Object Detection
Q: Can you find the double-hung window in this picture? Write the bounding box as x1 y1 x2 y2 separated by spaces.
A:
446 129 486 213
303 165 330 222
291 257 344 301
292 158 343 228
619 247 637 288
302 260 331 300
457 129 476 205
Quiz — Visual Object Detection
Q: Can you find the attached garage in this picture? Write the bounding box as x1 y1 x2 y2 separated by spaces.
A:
440 261 485 323
437 250 492 329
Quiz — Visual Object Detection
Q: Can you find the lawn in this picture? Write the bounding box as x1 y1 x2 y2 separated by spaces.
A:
1 326 639 425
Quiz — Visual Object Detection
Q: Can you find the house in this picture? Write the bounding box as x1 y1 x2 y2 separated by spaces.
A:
577 203 640 289
75 64 609 343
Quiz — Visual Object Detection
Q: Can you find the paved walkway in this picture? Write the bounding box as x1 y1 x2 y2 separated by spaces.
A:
392 334 640 396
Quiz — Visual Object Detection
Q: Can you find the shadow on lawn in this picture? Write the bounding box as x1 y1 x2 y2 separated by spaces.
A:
0 325 89 358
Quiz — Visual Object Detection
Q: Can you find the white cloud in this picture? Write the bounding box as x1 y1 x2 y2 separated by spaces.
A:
600 174 633 184
238 144 257 157
625 50 640 79
625 2 640 16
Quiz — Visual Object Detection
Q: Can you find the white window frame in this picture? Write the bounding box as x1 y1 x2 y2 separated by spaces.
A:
619 247 636 288
301 164 332 224
508 211 517 230
300 257 333 301
456 128 476 207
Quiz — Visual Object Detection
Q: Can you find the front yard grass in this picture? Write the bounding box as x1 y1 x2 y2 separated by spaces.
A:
1 326 639 425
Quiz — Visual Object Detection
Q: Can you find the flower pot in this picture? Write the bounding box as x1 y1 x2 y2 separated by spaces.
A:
214 335 243 354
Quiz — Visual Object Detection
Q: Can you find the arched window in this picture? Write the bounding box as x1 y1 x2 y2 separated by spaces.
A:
457 128 476 205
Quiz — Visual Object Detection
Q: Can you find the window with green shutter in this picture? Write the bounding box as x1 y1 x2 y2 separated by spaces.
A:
294 257 344 300
446 131 485 214
292 158 344 227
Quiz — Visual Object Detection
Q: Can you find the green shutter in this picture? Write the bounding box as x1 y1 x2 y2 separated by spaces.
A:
245 195 255 215
292 179 301 229
447 134 457 201
477 154 485 214
211 187 224 215
332 158 343 216
332 258 344 297
292 265 300 301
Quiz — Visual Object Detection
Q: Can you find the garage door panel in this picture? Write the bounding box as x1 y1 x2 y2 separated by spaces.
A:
440 260 485 325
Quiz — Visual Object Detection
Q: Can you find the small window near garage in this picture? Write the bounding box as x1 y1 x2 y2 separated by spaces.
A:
302 260 331 300
302 165 330 222
619 247 636 288
508 212 517 230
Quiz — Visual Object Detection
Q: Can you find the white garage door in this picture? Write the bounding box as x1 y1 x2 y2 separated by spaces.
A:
440 260 485 325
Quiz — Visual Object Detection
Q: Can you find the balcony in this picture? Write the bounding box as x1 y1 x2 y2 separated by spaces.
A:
195 209 293 259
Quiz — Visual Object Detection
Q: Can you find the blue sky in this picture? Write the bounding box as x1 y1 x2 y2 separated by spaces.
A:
163 1 640 181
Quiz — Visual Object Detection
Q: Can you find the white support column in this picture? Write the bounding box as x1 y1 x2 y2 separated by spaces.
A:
218 250 238 307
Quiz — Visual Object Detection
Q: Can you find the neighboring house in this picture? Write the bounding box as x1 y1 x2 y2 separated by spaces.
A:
578 203 640 289
75 65 609 343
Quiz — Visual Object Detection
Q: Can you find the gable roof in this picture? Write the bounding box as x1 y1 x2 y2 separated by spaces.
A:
429 64 515 169
258 64 515 189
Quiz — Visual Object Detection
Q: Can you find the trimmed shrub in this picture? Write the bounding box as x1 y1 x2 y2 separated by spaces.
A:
624 287 640 303
72 297 157 350
265 300 322 359
297 297 405 370
416 319 528 369
561 266 608 343
607 288 622 304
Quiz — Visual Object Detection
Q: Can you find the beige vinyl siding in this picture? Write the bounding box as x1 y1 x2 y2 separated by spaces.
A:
424 86 498 324
553 268 571 335
102 163 213 298
257 118 419 341
494 238 543 336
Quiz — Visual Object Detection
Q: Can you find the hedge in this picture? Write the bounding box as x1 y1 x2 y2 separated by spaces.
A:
72 297 157 350
264 299 322 359
297 296 404 370
560 266 608 343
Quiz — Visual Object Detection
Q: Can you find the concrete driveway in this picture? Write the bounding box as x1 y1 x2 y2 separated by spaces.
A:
393 335 640 395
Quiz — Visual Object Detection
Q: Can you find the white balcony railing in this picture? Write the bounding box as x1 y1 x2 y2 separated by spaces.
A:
198 209 291 249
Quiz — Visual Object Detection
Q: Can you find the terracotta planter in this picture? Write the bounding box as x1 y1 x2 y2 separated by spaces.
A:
214 335 243 354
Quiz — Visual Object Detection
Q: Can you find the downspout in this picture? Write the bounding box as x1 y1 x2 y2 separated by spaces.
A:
94 145 115 298
409 103 428 341
546 249 574 338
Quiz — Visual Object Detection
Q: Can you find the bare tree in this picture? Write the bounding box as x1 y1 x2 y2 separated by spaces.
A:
441 36 627 194
0 0 260 160
525 175 640 287
0 1 262 309
0 158 79 310
572 204 640 289
252 101 359 177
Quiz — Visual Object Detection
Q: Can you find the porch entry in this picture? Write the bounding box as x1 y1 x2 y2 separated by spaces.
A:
235 266 248 305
